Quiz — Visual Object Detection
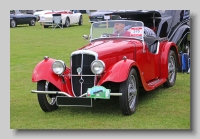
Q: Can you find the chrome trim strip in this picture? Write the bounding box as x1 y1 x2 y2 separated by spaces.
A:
71 50 98 58
80 53 84 96
155 41 160 54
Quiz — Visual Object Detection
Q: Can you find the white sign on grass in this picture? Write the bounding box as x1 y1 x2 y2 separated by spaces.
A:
40 16 45 22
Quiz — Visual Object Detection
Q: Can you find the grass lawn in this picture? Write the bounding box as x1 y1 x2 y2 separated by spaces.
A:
10 14 190 129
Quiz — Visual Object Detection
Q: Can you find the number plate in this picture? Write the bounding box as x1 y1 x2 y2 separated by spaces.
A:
130 27 143 37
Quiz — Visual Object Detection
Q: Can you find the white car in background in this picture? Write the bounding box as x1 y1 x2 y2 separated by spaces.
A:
33 10 52 21
38 10 83 28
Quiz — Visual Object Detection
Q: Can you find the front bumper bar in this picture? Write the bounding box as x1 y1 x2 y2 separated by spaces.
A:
31 90 122 97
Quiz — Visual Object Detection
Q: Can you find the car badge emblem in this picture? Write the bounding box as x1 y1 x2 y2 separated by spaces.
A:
76 67 82 76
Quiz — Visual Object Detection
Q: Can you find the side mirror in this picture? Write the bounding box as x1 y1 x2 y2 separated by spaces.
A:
83 35 89 40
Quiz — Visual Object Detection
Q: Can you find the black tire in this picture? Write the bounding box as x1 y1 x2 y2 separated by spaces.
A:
29 19 35 26
37 80 58 112
10 19 16 28
78 15 83 25
65 18 70 27
119 68 139 115
163 50 177 87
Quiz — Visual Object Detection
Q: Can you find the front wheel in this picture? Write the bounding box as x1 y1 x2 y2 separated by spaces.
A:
163 50 177 87
37 80 58 112
119 68 139 115
10 19 16 28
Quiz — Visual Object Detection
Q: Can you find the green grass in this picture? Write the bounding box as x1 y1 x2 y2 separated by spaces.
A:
10 14 190 129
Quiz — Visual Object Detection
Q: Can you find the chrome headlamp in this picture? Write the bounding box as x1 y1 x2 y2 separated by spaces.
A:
91 60 105 75
52 60 66 75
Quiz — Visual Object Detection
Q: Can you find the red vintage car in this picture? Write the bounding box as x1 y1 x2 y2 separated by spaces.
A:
31 20 179 115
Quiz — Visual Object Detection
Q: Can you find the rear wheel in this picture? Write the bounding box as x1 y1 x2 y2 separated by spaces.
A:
163 50 177 87
65 18 70 27
119 68 139 115
37 80 58 112
29 19 35 26
78 15 83 25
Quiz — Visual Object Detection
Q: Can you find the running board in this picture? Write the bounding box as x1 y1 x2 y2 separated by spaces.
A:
147 78 167 89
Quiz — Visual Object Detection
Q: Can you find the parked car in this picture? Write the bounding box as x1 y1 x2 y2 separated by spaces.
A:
10 10 37 28
31 19 179 115
38 10 83 28
88 10 120 23
105 10 190 54
71 10 90 14
33 10 52 21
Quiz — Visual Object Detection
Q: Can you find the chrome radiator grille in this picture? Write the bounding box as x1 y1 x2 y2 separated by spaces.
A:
71 50 97 96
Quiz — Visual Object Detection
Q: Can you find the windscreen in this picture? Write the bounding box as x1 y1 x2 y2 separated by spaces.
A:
91 20 144 40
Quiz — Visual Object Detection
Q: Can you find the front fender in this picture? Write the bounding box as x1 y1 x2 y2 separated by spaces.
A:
32 58 56 82
32 58 73 96
97 59 137 85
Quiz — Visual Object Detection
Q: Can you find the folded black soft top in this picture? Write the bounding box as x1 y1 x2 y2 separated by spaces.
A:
105 10 162 20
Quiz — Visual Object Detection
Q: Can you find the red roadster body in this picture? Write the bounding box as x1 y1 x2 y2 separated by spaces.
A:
31 20 179 115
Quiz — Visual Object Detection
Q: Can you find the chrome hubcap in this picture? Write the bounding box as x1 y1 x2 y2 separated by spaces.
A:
66 20 69 26
11 20 15 27
31 20 35 25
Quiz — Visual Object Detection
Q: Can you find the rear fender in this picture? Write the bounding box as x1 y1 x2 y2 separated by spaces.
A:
160 42 179 78
169 24 190 44
97 59 138 85
32 58 73 96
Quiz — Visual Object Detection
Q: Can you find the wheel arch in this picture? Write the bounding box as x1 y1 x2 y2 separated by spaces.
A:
160 42 179 79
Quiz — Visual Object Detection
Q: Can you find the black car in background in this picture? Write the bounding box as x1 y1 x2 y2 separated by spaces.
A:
105 10 190 54
88 10 120 23
10 10 37 28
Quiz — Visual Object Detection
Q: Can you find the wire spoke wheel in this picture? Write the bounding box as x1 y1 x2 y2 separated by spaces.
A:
128 75 137 109
164 50 177 87
119 68 139 115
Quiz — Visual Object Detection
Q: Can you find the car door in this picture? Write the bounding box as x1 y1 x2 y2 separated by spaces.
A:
136 42 161 82
71 10 80 24
15 10 29 24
